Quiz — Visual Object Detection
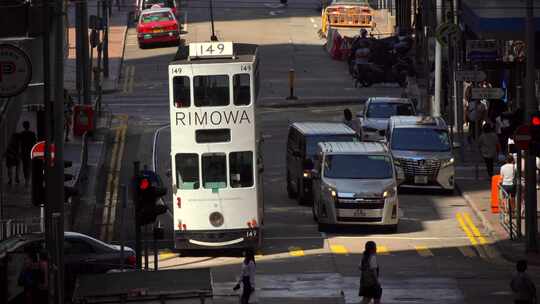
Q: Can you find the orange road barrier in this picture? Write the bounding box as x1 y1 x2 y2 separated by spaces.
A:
491 175 501 213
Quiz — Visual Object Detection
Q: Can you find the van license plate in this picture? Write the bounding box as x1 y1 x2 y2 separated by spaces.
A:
354 209 367 217
414 176 428 184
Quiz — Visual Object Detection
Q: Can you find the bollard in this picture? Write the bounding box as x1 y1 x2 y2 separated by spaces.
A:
286 69 298 100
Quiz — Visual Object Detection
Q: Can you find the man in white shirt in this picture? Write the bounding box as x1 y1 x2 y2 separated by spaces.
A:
500 155 516 197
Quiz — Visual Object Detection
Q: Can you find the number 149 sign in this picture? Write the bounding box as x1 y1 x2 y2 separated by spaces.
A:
189 42 233 59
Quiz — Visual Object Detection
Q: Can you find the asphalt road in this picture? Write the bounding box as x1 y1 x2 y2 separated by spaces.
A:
94 1 537 303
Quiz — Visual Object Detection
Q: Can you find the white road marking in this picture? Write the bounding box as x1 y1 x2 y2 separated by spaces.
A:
310 17 315 23
313 24 318 28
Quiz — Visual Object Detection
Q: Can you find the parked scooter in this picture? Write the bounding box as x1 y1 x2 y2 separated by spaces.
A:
353 62 407 88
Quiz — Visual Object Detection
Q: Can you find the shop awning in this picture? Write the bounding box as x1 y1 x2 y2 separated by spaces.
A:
461 0 540 40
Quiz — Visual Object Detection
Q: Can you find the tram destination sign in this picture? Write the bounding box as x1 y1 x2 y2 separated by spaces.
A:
175 109 251 127
189 42 234 59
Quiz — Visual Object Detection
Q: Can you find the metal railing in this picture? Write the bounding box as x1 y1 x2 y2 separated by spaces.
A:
498 184 523 240
0 219 28 241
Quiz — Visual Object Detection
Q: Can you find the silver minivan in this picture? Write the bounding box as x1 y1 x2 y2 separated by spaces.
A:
311 142 399 231
387 116 455 191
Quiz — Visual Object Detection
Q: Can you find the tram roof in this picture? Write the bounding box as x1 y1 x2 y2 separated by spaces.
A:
171 43 258 65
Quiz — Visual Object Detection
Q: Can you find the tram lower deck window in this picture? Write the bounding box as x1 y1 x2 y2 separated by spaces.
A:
229 151 253 188
173 76 190 108
175 153 199 189
194 75 229 107
202 153 227 189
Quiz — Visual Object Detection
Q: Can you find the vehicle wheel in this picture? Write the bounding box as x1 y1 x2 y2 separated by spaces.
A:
138 43 146 49
318 222 327 232
442 188 455 196
386 224 398 233
286 172 296 199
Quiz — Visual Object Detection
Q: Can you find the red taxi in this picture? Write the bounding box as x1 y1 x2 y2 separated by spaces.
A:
137 8 180 48
135 0 178 21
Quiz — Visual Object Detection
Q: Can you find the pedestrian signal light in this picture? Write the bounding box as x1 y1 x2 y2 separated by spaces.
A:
532 116 540 126
531 111 540 156
139 178 150 190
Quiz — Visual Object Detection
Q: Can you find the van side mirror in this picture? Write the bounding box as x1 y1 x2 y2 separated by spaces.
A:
311 169 320 180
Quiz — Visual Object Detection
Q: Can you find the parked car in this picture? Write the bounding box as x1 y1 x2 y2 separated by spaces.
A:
137 8 180 48
354 97 416 141
286 122 359 205
386 116 455 191
1 232 135 303
311 141 399 231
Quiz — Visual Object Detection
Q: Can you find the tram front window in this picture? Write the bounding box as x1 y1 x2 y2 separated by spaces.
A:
202 153 227 189
229 151 253 188
173 76 190 108
194 75 229 107
175 153 199 189
233 74 250 106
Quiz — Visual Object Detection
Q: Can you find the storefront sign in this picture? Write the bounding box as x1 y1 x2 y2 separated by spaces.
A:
0 44 32 98
466 40 502 62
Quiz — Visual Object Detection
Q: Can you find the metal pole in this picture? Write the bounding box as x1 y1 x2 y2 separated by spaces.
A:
133 161 142 270
209 0 218 41
433 0 442 117
75 2 82 103
81 0 91 105
120 184 127 271
517 149 523 238
525 0 538 252
102 0 109 78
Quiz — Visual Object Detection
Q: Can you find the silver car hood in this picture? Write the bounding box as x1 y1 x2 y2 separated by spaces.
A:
391 150 452 160
326 178 395 197
362 118 388 131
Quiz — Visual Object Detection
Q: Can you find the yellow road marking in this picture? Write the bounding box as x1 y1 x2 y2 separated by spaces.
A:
414 245 433 257
288 246 305 257
458 246 477 257
463 212 488 245
101 126 122 240
456 212 478 246
377 246 389 255
256 250 264 257
106 125 127 241
330 245 348 254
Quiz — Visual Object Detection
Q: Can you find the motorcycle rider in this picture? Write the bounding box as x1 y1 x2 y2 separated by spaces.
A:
348 29 372 76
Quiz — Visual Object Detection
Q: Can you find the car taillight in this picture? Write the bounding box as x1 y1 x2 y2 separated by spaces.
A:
126 255 136 266
165 25 177 31
139 27 151 33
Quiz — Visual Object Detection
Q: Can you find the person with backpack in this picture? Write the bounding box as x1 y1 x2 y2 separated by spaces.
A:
510 260 537 304
359 241 382 304
234 249 256 304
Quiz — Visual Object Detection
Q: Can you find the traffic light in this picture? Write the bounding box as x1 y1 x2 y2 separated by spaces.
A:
531 111 540 156
133 170 168 226
31 158 45 207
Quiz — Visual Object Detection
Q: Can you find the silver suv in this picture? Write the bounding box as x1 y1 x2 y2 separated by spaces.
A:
354 97 416 141
387 116 455 191
311 142 399 231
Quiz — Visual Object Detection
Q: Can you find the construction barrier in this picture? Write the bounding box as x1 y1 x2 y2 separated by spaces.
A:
491 175 502 213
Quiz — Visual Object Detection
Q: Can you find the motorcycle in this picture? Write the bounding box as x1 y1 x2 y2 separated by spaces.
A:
353 62 408 88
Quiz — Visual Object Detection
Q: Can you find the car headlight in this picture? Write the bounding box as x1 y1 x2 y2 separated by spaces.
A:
441 158 454 168
383 187 397 198
393 158 402 166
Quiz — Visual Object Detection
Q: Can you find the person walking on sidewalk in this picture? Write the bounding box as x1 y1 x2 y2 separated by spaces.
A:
19 121 37 187
233 249 256 304
500 155 516 197
5 133 20 185
478 124 500 178
359 241 382 304
510 260 537 304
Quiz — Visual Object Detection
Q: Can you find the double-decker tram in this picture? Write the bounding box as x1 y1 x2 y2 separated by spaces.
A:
168 42 263 249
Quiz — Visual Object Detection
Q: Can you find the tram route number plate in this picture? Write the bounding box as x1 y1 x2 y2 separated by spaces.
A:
189 42 233 58
246 229 257 238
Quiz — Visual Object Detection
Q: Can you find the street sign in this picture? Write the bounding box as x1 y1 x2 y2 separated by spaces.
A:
471 87 505 99
31 141 55 160
455 70 486 82
466 40 502 62
513 125 531 150
0 44 32 98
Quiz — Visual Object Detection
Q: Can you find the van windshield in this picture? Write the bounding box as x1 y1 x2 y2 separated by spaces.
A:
323 155 392 179
366 102 415 119
306 134 357 157
391 128 451 152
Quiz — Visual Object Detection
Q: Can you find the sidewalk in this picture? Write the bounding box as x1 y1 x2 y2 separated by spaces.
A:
1 1 129 236
454 137 540 265
65 0 131 94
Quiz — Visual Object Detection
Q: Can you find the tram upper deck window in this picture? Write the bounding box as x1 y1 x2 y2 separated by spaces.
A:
202 153 227 189
229 151 253 188
175 153 199 189
173 76 190 108
194 75 229 107
233 74 251 106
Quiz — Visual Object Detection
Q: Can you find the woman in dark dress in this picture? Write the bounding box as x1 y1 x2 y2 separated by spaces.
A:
359 241 382 304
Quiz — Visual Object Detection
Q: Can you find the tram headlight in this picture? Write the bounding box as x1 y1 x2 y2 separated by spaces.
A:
209 212 224 227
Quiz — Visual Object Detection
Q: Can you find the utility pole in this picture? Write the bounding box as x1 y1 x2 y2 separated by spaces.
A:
525 0 538 252
433 0 442 117
75 2 82 103
81 0 91 104
102 0 109 78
